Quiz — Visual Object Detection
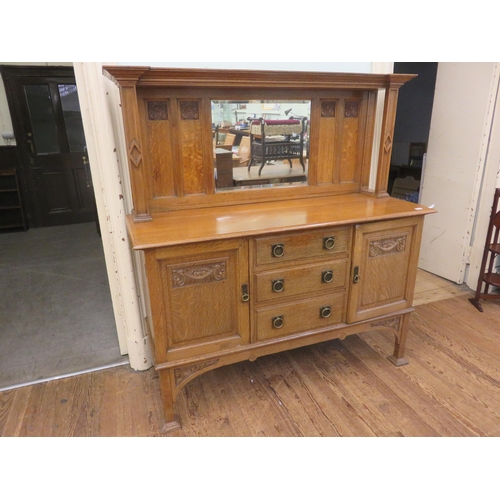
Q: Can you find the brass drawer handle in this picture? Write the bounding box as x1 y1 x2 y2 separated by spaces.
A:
320 306 332 318
322 270 334 283
323 236 335 250
353 266 360 284
272 316 284 329
272 279 285 293
272 244 285 258
241 284 250 302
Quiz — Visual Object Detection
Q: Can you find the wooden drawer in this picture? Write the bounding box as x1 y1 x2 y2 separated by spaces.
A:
254 259 348 304
255 293 346 341
253 226 350 267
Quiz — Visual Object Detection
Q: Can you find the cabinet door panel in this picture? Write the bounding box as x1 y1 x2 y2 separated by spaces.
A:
146 239 249 362
347 217 424 323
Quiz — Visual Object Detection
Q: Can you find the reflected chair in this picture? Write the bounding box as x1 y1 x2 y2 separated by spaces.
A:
237 136 251 167
248 117 307 175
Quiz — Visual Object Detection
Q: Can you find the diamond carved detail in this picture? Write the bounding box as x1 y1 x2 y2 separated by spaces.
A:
128 139 143 169
384 134 393 153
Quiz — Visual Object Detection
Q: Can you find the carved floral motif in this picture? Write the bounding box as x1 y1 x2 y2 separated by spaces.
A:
180 101 200 120
174 359 219 387
147 101 168 121
321 101 336 118
172 262 227 288
369 236 407 257
344 101 359 118
370 317 401 331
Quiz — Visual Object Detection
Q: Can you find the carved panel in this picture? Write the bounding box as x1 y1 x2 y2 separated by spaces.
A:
369 236 407 257
172 261 227 288
370 316 401 331
180 101 200 120
174 359 219 387
321 101 336 118
147 101 168 121
344 101 359 118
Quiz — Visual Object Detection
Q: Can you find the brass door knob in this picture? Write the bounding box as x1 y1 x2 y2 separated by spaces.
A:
241 284 250 302
271 244 285 258
272 316 284 329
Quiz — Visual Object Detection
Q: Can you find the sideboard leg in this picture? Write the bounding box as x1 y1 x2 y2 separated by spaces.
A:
387 314 410 367
158 369 181 433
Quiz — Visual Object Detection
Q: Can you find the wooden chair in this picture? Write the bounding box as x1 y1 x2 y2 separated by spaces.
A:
224 133 236 146
237 136 251 166
248 118 307 175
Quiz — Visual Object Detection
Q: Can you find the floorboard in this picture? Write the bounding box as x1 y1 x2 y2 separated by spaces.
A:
2 288 500 437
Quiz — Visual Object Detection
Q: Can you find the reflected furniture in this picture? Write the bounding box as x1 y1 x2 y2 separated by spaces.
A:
104 66 435 432
248 117 307 175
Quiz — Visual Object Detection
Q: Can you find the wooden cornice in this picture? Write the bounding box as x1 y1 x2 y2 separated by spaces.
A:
103 65 416 90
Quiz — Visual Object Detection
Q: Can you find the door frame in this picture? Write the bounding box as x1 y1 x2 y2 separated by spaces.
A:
0 65 92 228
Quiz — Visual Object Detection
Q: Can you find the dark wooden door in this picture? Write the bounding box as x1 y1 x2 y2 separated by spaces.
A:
1 66 96 227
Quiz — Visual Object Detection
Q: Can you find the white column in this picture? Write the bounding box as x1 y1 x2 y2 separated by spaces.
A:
73 62 153 371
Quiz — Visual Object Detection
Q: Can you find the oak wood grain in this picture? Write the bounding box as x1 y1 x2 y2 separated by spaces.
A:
3 295 499 437
126 194 435 250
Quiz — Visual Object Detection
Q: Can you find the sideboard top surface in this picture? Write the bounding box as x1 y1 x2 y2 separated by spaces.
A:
127 193 435 250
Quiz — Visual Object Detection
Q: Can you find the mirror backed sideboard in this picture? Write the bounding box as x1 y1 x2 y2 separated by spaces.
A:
104 66 435 432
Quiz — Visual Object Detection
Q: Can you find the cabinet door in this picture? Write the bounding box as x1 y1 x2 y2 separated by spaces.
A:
347 217 424 323
146 239 250 362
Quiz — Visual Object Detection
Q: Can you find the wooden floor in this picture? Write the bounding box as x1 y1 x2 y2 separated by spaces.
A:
2 270 500 437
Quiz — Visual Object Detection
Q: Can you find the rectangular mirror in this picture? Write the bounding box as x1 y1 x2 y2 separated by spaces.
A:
212 100 311 191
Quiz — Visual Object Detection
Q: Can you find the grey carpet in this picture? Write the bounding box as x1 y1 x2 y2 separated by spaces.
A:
0 222 128 390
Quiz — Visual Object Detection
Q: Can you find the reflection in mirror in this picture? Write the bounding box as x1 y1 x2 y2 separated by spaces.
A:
212 100 311 191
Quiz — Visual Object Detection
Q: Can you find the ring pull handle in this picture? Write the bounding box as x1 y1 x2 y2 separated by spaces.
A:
272 279 285 293
323 237 336 250
272 244 285 258
320 306 332 319
322 270 334 283
272 316 284 329
241 284 250 302
353 266 360 284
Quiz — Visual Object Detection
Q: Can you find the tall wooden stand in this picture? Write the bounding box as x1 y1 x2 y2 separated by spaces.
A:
469 188 500 312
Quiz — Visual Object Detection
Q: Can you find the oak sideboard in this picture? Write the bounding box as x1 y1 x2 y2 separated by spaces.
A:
104 66 435 432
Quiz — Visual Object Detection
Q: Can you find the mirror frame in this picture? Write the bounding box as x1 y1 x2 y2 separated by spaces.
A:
103 66 415 221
